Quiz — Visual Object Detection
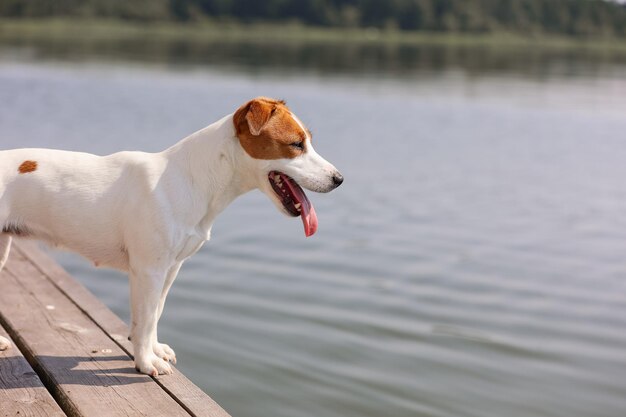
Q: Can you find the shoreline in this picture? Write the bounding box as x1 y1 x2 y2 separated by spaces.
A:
1 18 626 53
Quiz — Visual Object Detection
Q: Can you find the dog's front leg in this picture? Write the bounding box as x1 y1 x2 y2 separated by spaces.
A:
151 261 183 364
130 268 173 376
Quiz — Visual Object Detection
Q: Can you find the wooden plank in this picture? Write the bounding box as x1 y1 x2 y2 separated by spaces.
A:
14 240 231 417
0 248 191 417
0 324 67 417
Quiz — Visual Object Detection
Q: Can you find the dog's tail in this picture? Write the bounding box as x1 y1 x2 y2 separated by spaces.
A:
0 234 11 272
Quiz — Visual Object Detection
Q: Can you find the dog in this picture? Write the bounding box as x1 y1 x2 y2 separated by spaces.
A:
0 97 343 375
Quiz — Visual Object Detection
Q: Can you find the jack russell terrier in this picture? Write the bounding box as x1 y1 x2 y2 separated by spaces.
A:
0 97 343 375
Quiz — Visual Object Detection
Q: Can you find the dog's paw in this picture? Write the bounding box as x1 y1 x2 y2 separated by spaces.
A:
153 342 177 364
0 336 10 351
134 353 173 377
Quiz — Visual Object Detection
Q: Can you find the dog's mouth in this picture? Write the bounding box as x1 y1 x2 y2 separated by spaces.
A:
268 171 318 237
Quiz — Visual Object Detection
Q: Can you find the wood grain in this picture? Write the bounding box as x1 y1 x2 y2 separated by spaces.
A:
0 324 66 417
14 240 231 417
0 247 190 417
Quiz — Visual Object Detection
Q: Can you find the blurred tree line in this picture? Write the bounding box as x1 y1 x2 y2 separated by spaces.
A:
1 0 625 37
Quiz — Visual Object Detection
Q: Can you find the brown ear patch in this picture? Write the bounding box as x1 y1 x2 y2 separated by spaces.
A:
18 160 38 174
246 99 274 136
233 97 308 160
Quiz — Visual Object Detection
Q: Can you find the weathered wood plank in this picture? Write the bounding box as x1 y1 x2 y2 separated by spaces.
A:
0 248 191 417
14 240 231 417
0 324 66 417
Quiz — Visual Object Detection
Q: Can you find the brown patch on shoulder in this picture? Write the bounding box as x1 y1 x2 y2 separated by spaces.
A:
18 160 38 174
233 97 308 160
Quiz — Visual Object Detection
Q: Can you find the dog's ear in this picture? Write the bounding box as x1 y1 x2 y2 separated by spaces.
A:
246 99 274 136
234 98 275 137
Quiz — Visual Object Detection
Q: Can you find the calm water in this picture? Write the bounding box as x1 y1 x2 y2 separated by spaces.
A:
2 39 626 417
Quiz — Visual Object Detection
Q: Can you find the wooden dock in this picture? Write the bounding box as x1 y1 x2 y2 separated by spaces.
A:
0 240 231 417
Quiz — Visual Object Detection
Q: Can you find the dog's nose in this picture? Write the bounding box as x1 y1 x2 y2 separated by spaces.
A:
332 173 344 187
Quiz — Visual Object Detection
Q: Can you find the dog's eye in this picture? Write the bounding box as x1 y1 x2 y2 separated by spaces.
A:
290 141 304 150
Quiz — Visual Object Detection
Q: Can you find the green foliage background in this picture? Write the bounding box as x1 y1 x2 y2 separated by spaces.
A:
1 0 625 37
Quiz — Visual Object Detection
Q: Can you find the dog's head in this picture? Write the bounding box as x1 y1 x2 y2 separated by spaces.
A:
233 97 343 237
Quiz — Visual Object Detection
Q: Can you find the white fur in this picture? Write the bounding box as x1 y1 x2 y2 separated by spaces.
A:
0 334 9 351
0 235 11 350
0 111 341 374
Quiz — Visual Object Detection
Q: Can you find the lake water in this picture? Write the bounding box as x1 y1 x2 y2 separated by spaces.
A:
2 38 626 417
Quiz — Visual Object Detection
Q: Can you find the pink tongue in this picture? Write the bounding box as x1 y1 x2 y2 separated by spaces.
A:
284 177 318 237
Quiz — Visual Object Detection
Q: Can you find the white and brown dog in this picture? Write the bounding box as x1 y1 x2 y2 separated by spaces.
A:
0 97 343 374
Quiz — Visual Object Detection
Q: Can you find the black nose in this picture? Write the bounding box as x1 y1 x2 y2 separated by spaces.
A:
332 173 344 187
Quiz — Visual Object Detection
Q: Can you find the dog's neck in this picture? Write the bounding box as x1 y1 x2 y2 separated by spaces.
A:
165 114 257 235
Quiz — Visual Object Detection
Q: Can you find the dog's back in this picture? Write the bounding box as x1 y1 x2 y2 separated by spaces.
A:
0 148 164 271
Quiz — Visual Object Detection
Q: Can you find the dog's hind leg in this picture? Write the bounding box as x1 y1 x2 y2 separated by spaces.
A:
0 234 11 350
0 234 11 272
